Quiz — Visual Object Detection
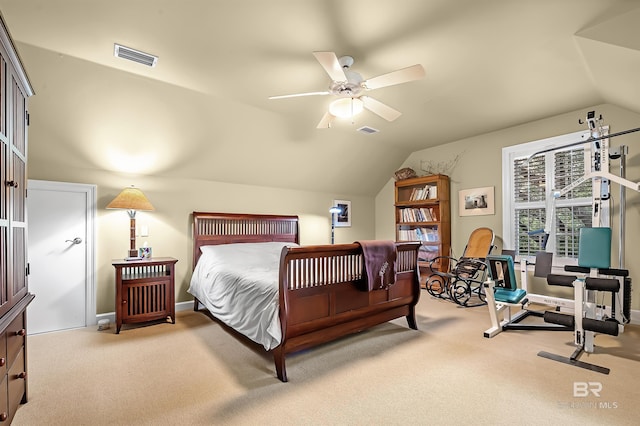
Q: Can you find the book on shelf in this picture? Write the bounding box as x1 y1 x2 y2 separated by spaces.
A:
409 184 433 201
418 245 440 261
399 207 438 223
419 227 439 242
398 227 439 242
420 207 437 221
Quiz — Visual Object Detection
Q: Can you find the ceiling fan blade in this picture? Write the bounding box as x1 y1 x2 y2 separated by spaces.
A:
269 91 330 100
361 96 402 122
316 111 335 129
313 51 347 82
364 64 425 90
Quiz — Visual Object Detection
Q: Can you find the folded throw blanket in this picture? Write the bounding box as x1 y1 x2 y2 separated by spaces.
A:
356 240 397 291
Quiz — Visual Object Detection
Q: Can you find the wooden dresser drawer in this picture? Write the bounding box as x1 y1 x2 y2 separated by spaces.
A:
0 375 8 423
0 297 34 425
6 315 25 366
8 347 25 421
0 333 6 379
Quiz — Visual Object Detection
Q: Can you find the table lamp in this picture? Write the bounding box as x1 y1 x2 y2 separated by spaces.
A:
107 186 154 258
329 205 342 244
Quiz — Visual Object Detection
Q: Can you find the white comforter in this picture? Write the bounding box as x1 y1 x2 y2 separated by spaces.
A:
188 242 297 350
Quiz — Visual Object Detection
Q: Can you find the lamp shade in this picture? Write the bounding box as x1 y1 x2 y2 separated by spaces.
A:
106 187 154 211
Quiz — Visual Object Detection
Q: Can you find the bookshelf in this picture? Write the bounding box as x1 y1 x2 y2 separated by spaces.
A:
395 174 451 279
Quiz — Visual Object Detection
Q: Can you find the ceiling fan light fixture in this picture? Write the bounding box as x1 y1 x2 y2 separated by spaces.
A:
329 98 364 118
270 52 425 129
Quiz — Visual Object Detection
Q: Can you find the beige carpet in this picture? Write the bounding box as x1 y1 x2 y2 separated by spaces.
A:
14 295 640 425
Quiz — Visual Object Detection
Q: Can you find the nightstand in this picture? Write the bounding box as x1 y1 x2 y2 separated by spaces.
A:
112 257 178 333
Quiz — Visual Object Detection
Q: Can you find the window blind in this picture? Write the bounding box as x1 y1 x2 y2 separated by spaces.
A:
511 148 592 259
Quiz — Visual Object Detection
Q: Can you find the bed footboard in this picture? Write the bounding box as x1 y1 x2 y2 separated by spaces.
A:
274 241 421 381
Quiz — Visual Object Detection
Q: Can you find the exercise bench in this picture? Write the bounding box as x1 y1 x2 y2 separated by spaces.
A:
483 253 572 338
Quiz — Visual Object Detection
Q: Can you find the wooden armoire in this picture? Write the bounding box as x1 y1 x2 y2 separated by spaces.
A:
0 12 35 424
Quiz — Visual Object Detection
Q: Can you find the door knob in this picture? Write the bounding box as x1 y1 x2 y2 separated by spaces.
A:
66 237 83 245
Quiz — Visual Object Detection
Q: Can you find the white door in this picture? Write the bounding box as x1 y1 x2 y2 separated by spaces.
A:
27 180 96 334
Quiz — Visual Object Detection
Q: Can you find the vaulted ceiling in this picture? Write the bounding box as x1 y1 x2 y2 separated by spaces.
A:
1 0 639 195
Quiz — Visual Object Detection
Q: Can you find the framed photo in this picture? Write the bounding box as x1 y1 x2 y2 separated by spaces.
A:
138 246 152 259
458 186 495 216
332 199 351 227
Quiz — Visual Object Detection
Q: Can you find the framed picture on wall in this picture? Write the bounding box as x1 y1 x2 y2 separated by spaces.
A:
459 186 495 216
333 199 351 227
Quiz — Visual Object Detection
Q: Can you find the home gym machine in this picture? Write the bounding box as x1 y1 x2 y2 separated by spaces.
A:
485 111 639 373
539 227 628 374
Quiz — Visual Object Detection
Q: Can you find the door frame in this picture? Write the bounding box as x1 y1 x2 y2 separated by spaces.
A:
28 179 97 326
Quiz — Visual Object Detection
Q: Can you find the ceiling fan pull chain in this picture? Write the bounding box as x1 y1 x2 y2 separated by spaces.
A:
351 98 355 124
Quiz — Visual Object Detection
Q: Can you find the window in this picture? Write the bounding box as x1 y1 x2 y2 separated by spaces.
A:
502 129 608 264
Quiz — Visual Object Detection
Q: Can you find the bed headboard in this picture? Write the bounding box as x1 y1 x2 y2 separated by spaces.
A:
192 212 299 269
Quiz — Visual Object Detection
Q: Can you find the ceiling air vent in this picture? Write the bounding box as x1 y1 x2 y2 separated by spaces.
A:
114 44 158 67
357 126 379 134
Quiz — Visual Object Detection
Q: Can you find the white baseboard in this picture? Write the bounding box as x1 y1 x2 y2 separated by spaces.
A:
95 300 194 324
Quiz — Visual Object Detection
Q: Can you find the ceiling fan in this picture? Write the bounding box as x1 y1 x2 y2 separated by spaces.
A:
269 51 425 129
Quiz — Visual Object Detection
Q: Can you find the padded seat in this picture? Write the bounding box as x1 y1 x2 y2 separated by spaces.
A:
494 287 527 304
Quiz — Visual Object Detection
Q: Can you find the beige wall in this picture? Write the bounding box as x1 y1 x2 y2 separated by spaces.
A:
27 100 640 314
376 103 640 310
28 168 374 314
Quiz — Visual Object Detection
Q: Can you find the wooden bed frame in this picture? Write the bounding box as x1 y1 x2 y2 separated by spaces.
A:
192 211 421 382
